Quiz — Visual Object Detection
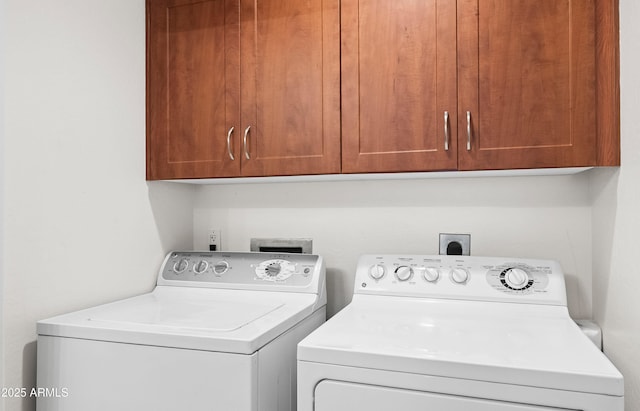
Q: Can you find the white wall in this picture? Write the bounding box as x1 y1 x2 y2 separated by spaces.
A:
0 0 6 401
194 174 593 318
2 1 195 410
2 0 636 410
591 0 640 409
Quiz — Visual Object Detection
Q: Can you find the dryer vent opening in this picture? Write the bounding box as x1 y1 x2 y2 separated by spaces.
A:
250 238 313 254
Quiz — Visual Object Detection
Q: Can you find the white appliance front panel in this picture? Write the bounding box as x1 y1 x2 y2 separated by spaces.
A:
297 361 624 411
37 335 257 411
315 381 573 411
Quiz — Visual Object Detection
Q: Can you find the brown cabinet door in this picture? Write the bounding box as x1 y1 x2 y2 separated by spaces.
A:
147 0 240 180
457 0 597 170
238 0 341 177
341 0 458 174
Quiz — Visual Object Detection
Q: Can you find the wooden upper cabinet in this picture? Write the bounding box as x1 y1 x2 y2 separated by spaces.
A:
147 0 618 180
457 0 598 170
239 0 341 177
146 0 340 180
147 0 240 180
341 0 458 173
342 0 617 174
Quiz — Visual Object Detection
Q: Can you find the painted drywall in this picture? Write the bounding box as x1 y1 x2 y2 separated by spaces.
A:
0 0 6 402
1 0 633 410
194 174 593 319
2 1 195 410
591 0 640 408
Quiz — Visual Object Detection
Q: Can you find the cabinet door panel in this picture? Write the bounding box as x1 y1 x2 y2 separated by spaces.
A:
147 0 240 179
239 0 341 177
458 0 596 170
342 0 457 173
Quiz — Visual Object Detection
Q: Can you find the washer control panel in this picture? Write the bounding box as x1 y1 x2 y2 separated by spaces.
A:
159 251 321 290
355 255 567 306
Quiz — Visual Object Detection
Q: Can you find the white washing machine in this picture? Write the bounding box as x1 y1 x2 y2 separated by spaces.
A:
37 251 326 411
298 254 623 411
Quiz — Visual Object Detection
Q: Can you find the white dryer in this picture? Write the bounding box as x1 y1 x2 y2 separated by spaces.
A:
298 254 623 411
37 251 326 411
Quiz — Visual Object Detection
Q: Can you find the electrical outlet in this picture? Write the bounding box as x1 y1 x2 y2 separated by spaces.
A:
439 233 471 256
209 229 222 251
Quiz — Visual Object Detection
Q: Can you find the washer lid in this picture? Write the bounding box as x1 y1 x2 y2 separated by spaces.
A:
38 286 322 354
298 295 623 397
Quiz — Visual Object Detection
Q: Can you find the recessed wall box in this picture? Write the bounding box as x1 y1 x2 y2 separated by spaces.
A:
250 238 313 254
439 233 471 256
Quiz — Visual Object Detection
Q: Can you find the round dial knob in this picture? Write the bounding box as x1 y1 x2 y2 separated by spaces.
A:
450 268 469 284
173 258 189 274
395 266 413 282
213 261 229 275
193 260 209 274
422 267 440 283
255 259 294 281
504 267 529 289
266 263 281 277
369 264 386 280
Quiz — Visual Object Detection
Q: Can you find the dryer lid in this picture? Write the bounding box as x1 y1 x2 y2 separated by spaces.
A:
298 295 624 397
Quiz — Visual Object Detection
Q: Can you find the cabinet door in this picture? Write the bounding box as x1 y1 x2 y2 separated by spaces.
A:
458 0 596 170
147 0 240 180
239 0 341 177
341 0 457 174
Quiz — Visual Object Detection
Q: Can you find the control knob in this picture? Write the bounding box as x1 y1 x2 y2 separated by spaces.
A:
193 260 209 274
369 264 386 280
395 266 413 282
213 261 229 275
173 258 189 274
504 267 529 289
266 262 281 277
422 267 440 283
450 267 469 284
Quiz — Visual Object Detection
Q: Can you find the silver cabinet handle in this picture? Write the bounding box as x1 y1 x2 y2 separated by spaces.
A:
466 111 472 151
243 125 251 160
226 126 235 160
444 111 450 151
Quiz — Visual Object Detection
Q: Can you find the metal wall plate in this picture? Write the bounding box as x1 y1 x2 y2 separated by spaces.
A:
250 238 313 254
439 233 471 256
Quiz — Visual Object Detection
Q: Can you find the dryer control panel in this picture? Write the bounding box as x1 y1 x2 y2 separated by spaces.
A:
354 254 567 306
157 251 324 294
